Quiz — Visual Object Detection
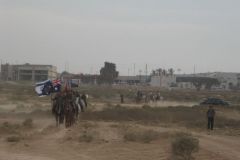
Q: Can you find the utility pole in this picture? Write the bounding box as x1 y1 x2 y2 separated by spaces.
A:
128 68 130 81
139 70 142 84
133 63 136 76
67 61 69 72
65 61 67 72
90 67 93 74
0 59 2 80
194 65 196 76
145 64 148 76
145 64 148 83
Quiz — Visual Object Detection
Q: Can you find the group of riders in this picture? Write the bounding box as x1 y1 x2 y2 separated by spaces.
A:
135 90 163 103
51 89 163 128
51 90 88 128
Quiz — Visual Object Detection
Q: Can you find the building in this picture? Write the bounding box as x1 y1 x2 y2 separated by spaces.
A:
196 72 240 90
1 63 57 81
150 75 176 88
114 75 150 85
176 72 240 90
148 72 240 90
60 72 98 85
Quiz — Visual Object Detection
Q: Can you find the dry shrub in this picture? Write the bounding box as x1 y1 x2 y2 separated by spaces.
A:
0 122 21 134
16 104 25 110
171 133 199 160
81 106 240 130
109 124 120 128
41 125 59 135
81 106 206 125
124 129 160 143
31 103 43 109
6 136 22 142
142 104 152 109
81 122 98 129
115 104 122 108
22 118 33 128
106 103 114 107
79 131 94 143
214 117 240 128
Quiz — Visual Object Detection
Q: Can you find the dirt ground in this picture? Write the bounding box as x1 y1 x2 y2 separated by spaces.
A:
0 84 240 160
1 107 240 160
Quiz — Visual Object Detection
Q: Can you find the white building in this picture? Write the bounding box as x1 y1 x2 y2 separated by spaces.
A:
150 75 176 88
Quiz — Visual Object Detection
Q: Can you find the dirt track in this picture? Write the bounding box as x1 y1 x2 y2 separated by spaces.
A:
199 134 240 160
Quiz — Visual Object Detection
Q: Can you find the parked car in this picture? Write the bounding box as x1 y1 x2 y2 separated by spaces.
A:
200 98 229 106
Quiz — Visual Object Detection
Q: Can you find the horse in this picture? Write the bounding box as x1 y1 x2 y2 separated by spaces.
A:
52 96 65 127
64 100 76 128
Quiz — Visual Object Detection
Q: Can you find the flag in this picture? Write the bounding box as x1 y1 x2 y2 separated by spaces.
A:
52 79 61 86
52 79 61 92
35 80 53 97
64 80 71 91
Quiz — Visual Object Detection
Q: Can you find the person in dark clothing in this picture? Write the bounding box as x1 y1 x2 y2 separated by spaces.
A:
207 106 216 130
120 94 124 103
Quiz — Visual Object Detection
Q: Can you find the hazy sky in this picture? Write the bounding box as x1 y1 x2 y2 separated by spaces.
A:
1 0 240 75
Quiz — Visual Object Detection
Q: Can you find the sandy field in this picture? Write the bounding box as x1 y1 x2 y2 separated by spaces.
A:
1 83 240 160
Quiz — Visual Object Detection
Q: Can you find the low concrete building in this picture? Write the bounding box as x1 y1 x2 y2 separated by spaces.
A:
1 63 57 81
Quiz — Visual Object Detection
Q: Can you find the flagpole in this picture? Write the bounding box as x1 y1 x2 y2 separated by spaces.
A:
51 93 53 109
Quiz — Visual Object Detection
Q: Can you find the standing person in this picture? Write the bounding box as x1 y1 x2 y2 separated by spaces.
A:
120 94 124 103
207 106 216 130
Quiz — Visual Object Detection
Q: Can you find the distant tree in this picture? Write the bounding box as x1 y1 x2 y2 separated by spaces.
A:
61 71 70 75
205 79 220 90
152 68 175 76
168 68 174 76
162 69 167 76
156 68 162 76
228 82 234 90
193 81 203 91
177 77 220 91
151 70 156 76
98 62 119 84
159 68 163 75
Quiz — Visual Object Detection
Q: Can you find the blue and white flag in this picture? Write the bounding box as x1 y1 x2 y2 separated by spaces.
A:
35 80 53 97
52 79 61 93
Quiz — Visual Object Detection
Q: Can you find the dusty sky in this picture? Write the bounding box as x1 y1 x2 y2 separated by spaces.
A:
0 0 240 75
